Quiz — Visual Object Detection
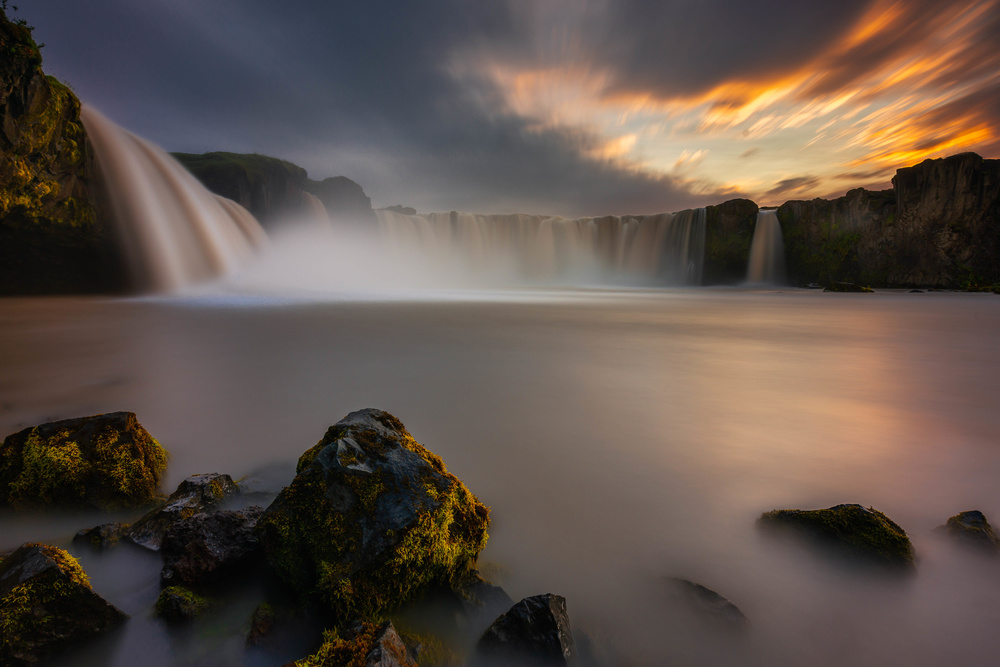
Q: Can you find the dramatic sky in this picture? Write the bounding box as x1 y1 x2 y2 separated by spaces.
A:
27 0 1000 216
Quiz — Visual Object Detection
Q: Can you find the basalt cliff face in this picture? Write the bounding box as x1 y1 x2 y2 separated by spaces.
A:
778 154 1000 288
0 9 126 294
172 151 375 226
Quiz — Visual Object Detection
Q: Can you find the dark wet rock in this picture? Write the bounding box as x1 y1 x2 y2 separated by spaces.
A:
759 503 915 569
668 577 747 629
475 594 576 666
246 602 276 647
127 472 241 551
824 282 874 292
806 282 823 289
941 510 1000 552
297 620 417 667
73 521 129 551
160 506 264 586
703 198 759 285
0 9 127 295
909 289 925 293
0 543 127 665
155 585 209 622
453 570 516 637
256 409 490 623
0 411 168 510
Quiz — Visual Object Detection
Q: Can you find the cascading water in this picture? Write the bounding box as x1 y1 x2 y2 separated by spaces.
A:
81 105 268 292
374 207 707 286
746 209 787 285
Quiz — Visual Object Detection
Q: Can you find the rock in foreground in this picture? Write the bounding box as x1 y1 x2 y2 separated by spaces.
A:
475 594 576 666
0 412 168 510
160 506 264 585
0 543 127 665
758 503 915 569
156 586 209 622
127 472 241 551
295 621 417 667
256 409 489 622
942 510 1000 552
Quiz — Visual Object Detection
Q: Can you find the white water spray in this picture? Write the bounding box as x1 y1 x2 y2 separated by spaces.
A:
374 208 707 287
81 105 267 292
746 209 787 285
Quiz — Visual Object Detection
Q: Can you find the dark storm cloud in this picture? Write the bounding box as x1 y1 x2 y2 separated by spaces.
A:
29 0 727 215
594 0 872 99
765 176 822 200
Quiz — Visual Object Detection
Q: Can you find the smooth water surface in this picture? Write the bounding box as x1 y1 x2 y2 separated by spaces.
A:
2 289 999 666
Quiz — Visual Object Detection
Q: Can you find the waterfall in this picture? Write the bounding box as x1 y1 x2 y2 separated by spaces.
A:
81 105 267 292
374 208 706 286
746 209 786 285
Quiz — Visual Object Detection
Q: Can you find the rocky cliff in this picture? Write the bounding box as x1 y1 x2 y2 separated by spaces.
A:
0 9 126 294
777 154 1000 288
172 151 375 226
703 198 758 284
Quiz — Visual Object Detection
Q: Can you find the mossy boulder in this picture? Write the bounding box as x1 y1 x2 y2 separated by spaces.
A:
758 503 915 569
0 543 127 665
155 585 209 622
703 198 758 284
127 472 241 551
256 409 490 624
941 510 1000 552
73 521 129 551
0 411 168 511
824 281 874 292
294 620 417 667
0 8 127 294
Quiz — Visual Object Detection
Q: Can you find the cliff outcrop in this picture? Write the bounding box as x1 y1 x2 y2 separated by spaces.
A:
0 9 126 294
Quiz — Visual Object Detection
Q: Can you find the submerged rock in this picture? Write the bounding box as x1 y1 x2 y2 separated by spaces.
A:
0 411 168 510
758 503 915 569
246 602 276 647
297 621 417 667
668 577 747 629
156 585 209 622
160 506 264 586
0 543 127 665
824 282 874 292
73 521 129 551
127 472 241 551
941 510 1000 552
256 409 490 623
475 594 576 666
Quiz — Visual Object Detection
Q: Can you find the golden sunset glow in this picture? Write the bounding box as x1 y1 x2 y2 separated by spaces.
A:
460 0 999 204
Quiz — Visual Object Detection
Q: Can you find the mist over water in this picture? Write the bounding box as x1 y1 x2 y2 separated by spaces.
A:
2 290 1000 666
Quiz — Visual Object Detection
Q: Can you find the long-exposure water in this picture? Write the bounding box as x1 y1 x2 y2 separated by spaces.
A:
2 286 999 666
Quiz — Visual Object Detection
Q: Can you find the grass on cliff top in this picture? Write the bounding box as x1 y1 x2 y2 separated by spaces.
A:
171 151 307 185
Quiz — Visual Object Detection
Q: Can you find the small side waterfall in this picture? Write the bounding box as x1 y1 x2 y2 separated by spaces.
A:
81 105 267 292
375 208 706 286
746 209 786 285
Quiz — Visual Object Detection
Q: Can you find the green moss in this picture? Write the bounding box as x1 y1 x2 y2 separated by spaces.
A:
257 414 490 627
293 623 383 667
759 504 914 569
0 412 169 510
0 544 91 652
156 586 209 621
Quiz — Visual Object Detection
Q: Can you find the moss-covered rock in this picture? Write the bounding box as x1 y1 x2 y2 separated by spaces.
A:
246 602 276 647
127 472 241 551
257 409 490 625
758 503 915 569
155 585 209 622
73 521 129 551
824 282 874 293
0 411 168 511
0 543 127 665
703 198 758 284
942 510 1000 552
293 620 417 667
0 8 127 294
